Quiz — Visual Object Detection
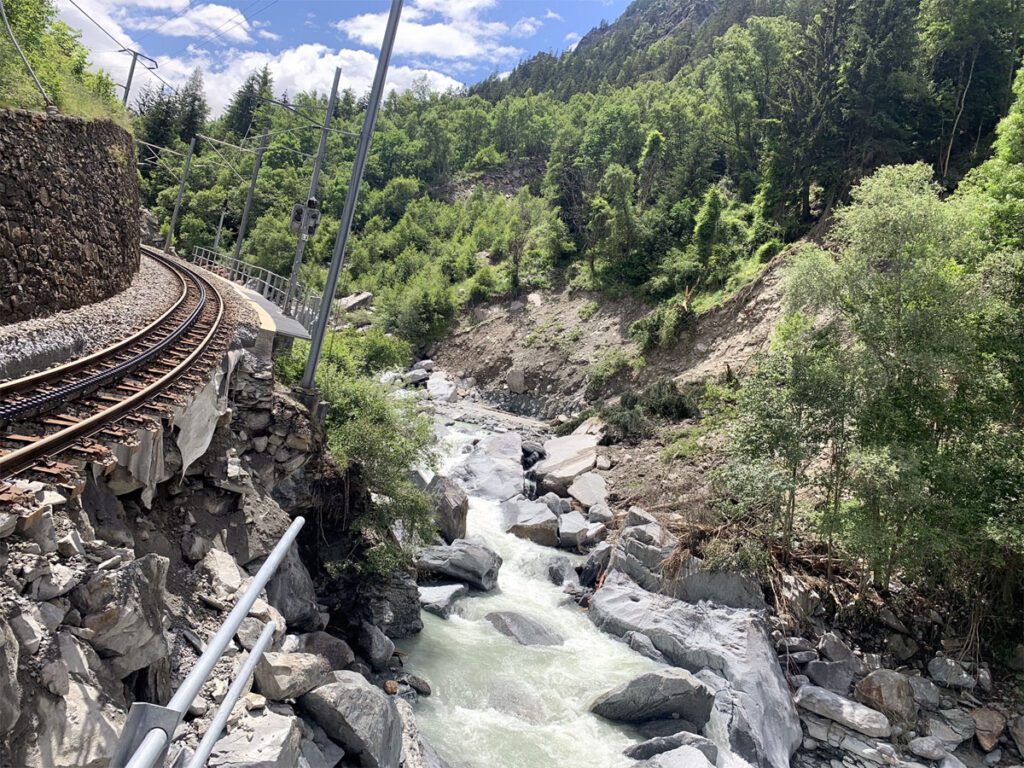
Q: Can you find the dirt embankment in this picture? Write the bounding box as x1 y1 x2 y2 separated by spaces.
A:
433 256 786 419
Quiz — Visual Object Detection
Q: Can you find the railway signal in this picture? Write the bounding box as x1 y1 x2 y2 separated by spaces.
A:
289 198 321 238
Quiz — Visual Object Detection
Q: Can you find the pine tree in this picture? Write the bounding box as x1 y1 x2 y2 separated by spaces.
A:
173 69 208 143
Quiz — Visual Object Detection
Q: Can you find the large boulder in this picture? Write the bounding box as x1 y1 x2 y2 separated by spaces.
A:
567 472 607 509
426 373 458 402
637 745 716 768
415 538 502 591
591 668 714 726
854 669 917 724
208 709 304 768
580 541 612 588
533 434 598 494
418 584 468 619
75 553 169 678
557 511 588 549
625 732 719 763
923 709 976 750
501 499 558 547
0 617 20 737
427 476 468 544
364 571 423 639
22 679 123 768
452 433 524 501
588 573 800 768
358 622 395 671
485 612 564 646
293 631 354 670
262 543 320 631
396 699 452 768
972 708 1006 752
928 656 976 690
254 652 330 701
300 672 402 768
794 685 892 738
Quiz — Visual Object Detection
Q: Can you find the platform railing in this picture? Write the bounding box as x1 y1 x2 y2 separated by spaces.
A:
109 517 305 768
187 246 329 332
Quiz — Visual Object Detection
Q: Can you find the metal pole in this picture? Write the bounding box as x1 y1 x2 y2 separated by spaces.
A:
164 137 195 254
0 0 51 107
122 49 138 106
114 517 305 768
232 127 269 262
300 0 403 390
285 66 342 314
213 205 227 252
184 622 276 768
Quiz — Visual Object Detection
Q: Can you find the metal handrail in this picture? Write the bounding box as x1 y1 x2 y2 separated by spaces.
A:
187 246 339 333
110 517 305 768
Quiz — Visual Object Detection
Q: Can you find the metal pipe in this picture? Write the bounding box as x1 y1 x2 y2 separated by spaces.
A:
232 127 269 262
165 137 196 254
122 49 138 106
300 0 404 390
285 66 342 314
184 621 276 768
118 517 305 768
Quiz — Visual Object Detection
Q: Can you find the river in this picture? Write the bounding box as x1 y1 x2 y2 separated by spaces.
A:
397 420 660 768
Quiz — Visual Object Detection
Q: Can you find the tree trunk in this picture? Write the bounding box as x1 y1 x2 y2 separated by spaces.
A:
942 47 978 179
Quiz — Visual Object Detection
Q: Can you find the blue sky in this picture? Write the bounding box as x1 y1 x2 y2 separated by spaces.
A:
57 1 631 114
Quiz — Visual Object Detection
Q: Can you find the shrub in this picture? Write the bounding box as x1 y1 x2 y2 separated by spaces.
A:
630 295 695 352
379 267 458 350
579 300 599 321
585 348 639 398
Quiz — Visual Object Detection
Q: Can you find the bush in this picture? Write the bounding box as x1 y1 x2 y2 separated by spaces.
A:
585 349 640 398
379 267 458 350
629 295 695 352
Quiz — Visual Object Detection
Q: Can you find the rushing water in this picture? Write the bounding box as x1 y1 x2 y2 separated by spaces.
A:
397 422 660 768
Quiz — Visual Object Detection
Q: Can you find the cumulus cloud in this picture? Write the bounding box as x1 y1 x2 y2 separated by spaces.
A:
510 17 542 38
124 3 254 43
544 9 562 21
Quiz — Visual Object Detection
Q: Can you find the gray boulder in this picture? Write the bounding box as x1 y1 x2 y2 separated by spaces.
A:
485 611 563 646
928 656 976 690
502 498 558 547
453 432 523 501
546 555 579 586
854 669 917 724
537 492 571 514
364 572 423 639
299 672 402 768
805 660 854 695
426 372 458 402
254 652 330 700
263 543 320 631
427 476 468 544
906 674 942 710
909 736 948 761
567 471 607 509
557 511 588 549
209 709 304 768
418 584 468 619
396 698 452 768
294 631 354 670
794 685 892 738
624 631 668 664
533 434 598 494
637 745 716 768
589 573 800 768
625 732 719 763
591 668 714 726
579 541 611 588
818 632 855 662
415 538 502 591
0 617 21 737
358 622 395 671
588 502 614 524
923 708 976 750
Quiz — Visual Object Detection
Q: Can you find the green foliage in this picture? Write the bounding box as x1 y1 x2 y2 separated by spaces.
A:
630 294 695 352
379 266 458 351
585 348 641 398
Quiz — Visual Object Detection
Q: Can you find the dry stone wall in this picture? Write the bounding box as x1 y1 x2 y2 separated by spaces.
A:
0 108 139 324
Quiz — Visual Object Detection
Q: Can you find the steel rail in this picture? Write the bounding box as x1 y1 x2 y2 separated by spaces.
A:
0 251 188 398
0 253 206 424
0 251 225 480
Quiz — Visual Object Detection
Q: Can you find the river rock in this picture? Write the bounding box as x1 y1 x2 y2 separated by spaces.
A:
294 631 355 670
263 543 320 631
533 434 598 494
209 708 304 768
426 373 458 402
75 553 169 678
567 472 607 509
591 668 714 726
254 652 330 701
396 698 451 768
580 541 611 588
364 572 423 639
625 732 719 762
427 476 468 544
358 622 395 671
805 660 854 695
418 584 468 618
557 511 588 549
299 672 402 768
453 433 523 501
588 502 614 524
854 669 917 724
928 656 976 689
637 745 716 768
794 685 892 738
625 631 668 663
546 555 579 586
589 572 800 768
537 492 571 514
910 735 948 760
502 498 558 547
415 538 502 591
972 708 1006 752
485 611 563 646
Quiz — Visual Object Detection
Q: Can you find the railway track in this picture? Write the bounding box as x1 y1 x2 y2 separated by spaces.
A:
0 245 227 482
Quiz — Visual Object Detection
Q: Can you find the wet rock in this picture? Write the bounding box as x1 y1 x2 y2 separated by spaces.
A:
546 555 579 586
972 708 1005 752
208 708 304 768
625 732 719 763
396 698 451 768
403 673 432 696
418 584 468 619
254 652 330 701
910 735 948 760
624 631 668 663
299 672 402 768
854 669 917 724
485 611 563 646
453 432 523 501
427 475 468 544
557 510 588 549
928 656 976 690
794 685 891 738
637 745 716 768
906 674 942 710
589 573 800 768
415 538 502 591
579 541 611 588
567 472 607 509
76 553 168 678
805 660 854 695
502 498 558 547
533 434 598 494
358 622 395 671
536 492 570 515
591 668 714 726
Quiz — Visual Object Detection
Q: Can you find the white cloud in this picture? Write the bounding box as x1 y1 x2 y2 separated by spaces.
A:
256 30 280 41
510 17 542 38
544 9 562 21
564 31 581 51
336 0 522 62
123 3 254 43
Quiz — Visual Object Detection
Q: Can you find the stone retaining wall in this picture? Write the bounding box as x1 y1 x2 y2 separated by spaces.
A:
0 108 139 324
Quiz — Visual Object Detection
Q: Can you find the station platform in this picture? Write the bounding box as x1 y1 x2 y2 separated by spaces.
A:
227 283 310 358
